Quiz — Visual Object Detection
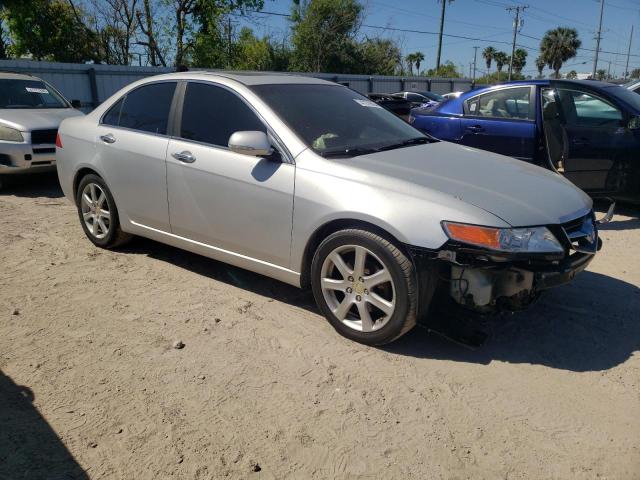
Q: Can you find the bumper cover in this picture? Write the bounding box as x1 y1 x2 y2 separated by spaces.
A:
0 140 56 174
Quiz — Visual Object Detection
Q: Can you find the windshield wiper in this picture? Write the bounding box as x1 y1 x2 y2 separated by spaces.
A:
376 136 435 152
319 147 381 158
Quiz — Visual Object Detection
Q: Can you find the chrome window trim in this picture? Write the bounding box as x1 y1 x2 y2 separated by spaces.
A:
463 85 536 122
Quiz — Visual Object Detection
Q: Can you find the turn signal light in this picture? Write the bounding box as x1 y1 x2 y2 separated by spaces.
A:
442 223 502 250
55 133 63 148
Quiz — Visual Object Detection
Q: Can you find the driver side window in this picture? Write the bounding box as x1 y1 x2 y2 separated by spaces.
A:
555 88 622 127
180 82 266 147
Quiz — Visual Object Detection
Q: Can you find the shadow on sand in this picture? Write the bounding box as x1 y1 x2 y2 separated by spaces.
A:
0 371 88 480
0 172 63 199
122 236 640 373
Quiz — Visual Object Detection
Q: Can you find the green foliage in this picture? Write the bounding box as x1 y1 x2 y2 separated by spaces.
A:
566 70 577 79
426 60 461 78
511 48 527 74
290 0 362 72
405 51 424 75
630 68 640 79
535 56 545 78
2 0 99 62
475 70 524 85
354 38 401 75
596 69 607 81
540 27 581 79
482 46 496 71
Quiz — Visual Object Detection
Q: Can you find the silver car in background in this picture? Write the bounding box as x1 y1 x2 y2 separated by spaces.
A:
0 72 83 183
56 72 600 345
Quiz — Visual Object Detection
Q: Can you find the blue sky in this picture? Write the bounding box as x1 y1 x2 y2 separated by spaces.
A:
238 0 640 77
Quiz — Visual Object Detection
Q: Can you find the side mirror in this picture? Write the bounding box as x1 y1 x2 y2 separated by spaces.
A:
70 99 82 109
228 131 274 157
628 115 640 130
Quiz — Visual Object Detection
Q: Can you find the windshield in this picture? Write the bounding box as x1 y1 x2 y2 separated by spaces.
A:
419 91 444 101
251 84 427 155
0 79 69 109
604 84 640 111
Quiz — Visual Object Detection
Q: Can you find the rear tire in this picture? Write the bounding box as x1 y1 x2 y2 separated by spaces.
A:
76 174 131 249
311 229 417 345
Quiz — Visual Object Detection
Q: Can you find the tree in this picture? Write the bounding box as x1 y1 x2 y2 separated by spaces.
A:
90 0 139 65
535 56 545 78
596 68 606 80
482 46 496 72
413 51 425 73
2 0 100 62
136 0 166 66
290 0 362 73
405 52 417 75
540 27 581 79
354 38 401 75
566 70 577 79
493 51 508 81
232 27 276 70
0 13 7 59
511 48 527 75
631 68 640 79
426 60 460 78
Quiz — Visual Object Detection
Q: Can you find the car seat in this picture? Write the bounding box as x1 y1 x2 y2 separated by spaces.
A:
542 100 567 171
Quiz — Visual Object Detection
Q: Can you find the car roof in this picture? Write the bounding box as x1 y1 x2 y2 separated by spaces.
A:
0 71 43 81
458 79 624 101
142 70 336 87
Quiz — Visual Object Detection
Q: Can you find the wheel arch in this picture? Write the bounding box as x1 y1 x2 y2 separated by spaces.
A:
299 218 414 288
72 167 103 204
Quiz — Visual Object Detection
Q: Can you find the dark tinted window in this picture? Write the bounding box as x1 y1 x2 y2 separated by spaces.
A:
116 82 176 134
0 79 68 109
102 97 124 126
180 83 265 146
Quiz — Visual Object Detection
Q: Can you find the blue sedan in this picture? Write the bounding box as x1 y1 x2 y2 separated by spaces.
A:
410 80 640 203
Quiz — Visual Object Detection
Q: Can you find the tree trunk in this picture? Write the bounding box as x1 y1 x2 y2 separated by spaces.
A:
0 17 7 59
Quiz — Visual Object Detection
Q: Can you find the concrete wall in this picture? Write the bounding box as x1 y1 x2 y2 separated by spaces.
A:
0 59 482 111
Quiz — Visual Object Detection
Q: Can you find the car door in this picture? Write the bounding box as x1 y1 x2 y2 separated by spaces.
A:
96 81 177 231
459 86 537 161
547 86 628 194
166 81 295 268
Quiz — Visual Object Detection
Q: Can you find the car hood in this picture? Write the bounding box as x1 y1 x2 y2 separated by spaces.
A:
346 141 592 227
0 108 84 131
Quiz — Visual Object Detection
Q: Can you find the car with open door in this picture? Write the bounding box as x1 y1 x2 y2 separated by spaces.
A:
56 72 603 346
410 80 640 204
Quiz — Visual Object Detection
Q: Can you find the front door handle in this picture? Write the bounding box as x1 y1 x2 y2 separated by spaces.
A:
100 134 116 144
172 151 196 163
466 125 484 133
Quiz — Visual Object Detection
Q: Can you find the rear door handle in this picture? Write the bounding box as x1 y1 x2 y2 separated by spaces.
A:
172 151 196 163
466 125 484 133
99 134 116 144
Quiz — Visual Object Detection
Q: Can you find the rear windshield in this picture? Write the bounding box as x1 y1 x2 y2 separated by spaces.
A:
0 79 68 109
251 83 424 154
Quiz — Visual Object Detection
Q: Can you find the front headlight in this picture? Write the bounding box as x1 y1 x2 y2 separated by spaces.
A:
442 221 564 253
0 125 24 142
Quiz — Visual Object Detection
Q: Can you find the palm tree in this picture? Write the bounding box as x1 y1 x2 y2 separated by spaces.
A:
405 53 417 75
482 46 496 73
566 70 577 79
596 69 607 80
535 56 545 78
493 51 508 81
511 48 528 75
413 52 425 74
540 27 581 79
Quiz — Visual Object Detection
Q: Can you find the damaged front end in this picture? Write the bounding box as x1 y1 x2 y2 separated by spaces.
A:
412 209 602 316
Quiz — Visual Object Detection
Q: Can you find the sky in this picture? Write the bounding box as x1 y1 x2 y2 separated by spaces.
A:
237 0 640 77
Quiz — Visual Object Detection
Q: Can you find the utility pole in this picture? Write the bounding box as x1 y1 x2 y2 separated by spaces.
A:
507 5 527 81
472 46 479 84
436 0 450 72
607 59 611 80
592 0 605 78
625 25 634 79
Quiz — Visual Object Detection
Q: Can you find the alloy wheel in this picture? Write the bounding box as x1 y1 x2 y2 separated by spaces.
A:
320 244 396 332
81 183 111 239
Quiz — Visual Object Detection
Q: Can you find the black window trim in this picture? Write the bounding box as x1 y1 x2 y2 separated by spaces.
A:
172 79 293 164
544 84 625 126
98 80 180 139
463 85 536 122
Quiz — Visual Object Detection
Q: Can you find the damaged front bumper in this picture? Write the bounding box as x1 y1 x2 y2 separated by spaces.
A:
410 210 602 315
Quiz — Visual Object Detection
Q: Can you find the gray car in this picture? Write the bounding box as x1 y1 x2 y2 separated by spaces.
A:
0 72 83 183
56 72 601 345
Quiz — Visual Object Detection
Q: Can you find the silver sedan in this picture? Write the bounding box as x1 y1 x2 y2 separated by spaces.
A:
56 72 600 345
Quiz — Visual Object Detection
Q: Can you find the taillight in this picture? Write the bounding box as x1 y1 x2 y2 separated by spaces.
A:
55 133 63 148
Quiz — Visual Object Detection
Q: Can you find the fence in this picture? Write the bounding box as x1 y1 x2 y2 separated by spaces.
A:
0 59 481 111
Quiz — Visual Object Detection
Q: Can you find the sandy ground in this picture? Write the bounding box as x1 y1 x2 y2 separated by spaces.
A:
0 172 639 480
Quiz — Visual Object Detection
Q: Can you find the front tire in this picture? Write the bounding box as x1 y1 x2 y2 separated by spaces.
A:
76 174 131 249
311 229 417 345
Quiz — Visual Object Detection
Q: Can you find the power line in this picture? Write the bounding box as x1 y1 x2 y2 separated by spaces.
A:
507 5 528 80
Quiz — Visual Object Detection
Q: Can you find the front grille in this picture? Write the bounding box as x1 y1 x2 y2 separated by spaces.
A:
30 129 57 145
561 211 598 253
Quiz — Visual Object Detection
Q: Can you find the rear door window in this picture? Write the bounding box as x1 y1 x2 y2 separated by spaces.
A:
466 87 532 120
555 88 623 127
102 82 177 135
179 82 265 147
